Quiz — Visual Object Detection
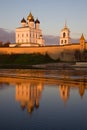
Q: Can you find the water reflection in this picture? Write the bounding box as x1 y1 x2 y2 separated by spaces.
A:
16 82 43 113
0 70 87 129
59 84 85 102
15 81 86 111
0 76 86 102
0 75 86 113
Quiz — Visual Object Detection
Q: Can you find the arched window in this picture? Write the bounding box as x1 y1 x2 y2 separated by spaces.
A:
22 34 24 37
18 34 19 37
26 33 28 37
36 34 37 38
61 40 63 44
65 40 67 43
63 32 66 38
26 39 28 43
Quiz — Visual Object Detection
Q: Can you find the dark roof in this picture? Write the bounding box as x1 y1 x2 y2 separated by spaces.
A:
35 18 40 24
80 33 85 40
21 18 26 23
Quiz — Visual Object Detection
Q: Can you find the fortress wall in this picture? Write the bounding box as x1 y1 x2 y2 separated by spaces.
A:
0 46 65 55
0 44 81 55
63 44 80 50
0 44 85 61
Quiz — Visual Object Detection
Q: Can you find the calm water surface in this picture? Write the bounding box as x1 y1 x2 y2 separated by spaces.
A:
0 69 87 130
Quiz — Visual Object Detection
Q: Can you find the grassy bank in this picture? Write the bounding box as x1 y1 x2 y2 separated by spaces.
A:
0 53 60 69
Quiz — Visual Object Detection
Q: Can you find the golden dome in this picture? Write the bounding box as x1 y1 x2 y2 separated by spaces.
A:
27 12 34 22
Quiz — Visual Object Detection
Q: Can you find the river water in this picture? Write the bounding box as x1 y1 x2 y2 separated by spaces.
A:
0 69 87 130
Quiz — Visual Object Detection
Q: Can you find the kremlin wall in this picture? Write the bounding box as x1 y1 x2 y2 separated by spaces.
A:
0 39 87 61
0 12 87 61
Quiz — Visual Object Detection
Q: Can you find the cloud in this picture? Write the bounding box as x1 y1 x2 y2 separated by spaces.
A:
0 28 15 43
43 35 59 45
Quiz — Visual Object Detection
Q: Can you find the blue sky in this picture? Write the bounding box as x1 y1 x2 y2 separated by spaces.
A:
0 0 87 38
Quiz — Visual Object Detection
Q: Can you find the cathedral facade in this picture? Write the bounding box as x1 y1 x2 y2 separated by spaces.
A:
16 12 45 47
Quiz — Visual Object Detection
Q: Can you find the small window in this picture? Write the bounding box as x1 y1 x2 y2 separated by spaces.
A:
22 34 24 37
26 34 28 37
65 40 67 43
61 40 63 44
26 39 28 42
36 34 37 38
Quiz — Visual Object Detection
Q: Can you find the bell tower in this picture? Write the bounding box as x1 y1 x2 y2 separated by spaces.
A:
60 23 71 45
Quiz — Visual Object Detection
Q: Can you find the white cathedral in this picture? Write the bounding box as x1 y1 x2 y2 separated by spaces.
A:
15 12 45 47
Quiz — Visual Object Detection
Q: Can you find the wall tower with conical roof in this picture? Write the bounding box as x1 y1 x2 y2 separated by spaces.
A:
80 33 86 51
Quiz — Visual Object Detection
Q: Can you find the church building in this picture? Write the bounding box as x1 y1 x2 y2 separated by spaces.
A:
16 12 45 47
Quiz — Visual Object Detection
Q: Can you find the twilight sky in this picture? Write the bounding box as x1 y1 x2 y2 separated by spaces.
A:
0 0 87 38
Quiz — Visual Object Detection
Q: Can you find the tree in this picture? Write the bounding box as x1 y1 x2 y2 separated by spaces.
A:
0 41 3 47
3 42 10 47
74 50 81 61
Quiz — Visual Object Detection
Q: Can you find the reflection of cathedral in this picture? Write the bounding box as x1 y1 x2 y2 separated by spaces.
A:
14 78 87 112
16 82 43 113
59 85 70 102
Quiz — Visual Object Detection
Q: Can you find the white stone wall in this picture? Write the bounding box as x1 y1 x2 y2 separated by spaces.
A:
16 27 43 45
16 28 30 43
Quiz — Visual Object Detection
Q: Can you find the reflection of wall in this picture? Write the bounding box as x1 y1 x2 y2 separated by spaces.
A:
16 82 43 113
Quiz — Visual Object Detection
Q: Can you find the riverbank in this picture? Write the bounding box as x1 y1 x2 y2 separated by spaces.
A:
0 62 87 69
0 53 59 68
0 53 87 69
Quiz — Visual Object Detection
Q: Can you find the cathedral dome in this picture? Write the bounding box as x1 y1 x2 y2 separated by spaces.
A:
35 18 40 24
27 12 34 22
21 18 26 23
